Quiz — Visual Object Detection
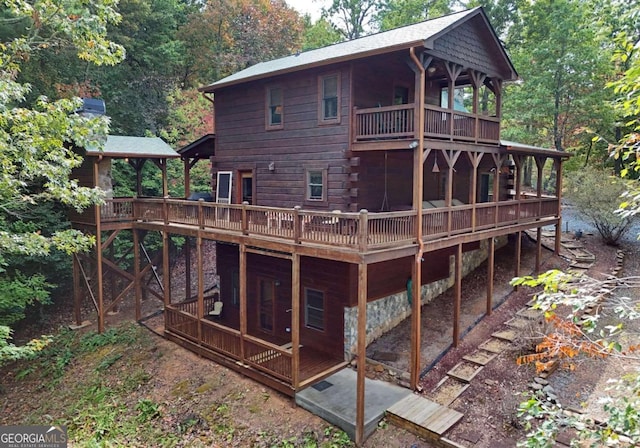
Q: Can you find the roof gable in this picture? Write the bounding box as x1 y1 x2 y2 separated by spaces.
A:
202 7 516 92
85 136 179 159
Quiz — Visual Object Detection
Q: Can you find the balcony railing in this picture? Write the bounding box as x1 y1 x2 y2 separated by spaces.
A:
75 197 559 251
353 104 500 144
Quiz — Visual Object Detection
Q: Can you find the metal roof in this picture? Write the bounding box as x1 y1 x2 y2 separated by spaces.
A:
85 135 179 159
202 8 509 92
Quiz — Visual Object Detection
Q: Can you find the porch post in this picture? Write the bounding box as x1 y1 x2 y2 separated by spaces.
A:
355 261 368 446
535 227 542 273
184 158 191 199
197 235 204 342
486 237 495 316
162 231 170 307
185 239 192 302
554 159 563 255
133 229 142 321
72 254 82 325
408 47 426 391
453 244 462 347
239 243 247 361
514 231 522 286
291 253 301 390
94 159 105 333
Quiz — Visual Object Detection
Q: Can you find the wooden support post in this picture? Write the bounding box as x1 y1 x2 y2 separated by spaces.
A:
73 254 83 325
239 244 247 361
133 229 142 321
410 250 422 389
535 227 542 273
355 262 368 446
291 253 300 390
185 239 192 301
184 159 191 199
486 237 495 316
94 160 105 333
554 159 563 255
515 231 522 285
162 231 170 307
197 235 204 342
453 244 462 347
109 240 118 313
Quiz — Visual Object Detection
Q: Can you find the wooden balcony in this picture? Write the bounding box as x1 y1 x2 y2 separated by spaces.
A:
70 197 559 253
353 104 500 144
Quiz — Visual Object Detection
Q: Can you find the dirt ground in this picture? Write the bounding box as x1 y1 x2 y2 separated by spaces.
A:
3 231 638 447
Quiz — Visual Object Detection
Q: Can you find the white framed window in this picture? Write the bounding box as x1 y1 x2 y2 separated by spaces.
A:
319 73 340 123
304 288 325 332
306 168 326 202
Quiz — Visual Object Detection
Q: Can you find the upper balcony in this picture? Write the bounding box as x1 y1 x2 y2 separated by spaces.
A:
353 104 500 145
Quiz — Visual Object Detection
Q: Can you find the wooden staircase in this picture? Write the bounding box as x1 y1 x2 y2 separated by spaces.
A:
386 394 463 446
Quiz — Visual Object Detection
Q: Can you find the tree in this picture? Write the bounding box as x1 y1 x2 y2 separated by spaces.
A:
375 0 453 31
301 15 342 51
322 0 378 40
502 0 614 153
0 0 124 363
516 10 640 444
565 167 635 245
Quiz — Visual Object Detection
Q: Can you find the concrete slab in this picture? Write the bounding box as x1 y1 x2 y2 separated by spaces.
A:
295 368 412 441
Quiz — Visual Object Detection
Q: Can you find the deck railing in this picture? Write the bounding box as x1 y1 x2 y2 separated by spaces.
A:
353 104 500 144
85 197 558 251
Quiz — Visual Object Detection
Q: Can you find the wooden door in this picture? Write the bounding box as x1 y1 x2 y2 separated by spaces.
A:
238 170 253 204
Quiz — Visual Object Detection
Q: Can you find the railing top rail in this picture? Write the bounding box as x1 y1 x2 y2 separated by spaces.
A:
354 104 414 114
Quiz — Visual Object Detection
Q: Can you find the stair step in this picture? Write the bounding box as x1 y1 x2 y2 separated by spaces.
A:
447 361 484 383
428 376 470 406
387 394 463 440
478 337 511 354
463 350 497 366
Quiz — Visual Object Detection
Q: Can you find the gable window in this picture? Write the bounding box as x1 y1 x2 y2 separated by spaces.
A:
306 168 326 202
319 74 340 123
266 86 283 129
304 288 325 332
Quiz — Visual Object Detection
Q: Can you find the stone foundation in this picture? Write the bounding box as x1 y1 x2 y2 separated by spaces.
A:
343 236 508 358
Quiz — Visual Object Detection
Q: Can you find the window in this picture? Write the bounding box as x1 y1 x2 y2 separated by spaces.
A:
319 74 340 123
393 86 409 105
305 288 325 331
441 86 473 112
266 86 283 129
306 169 326 201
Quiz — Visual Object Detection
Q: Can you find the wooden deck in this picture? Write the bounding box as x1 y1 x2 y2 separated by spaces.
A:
69 197 560 256
386 394 463 442
164 299 346 394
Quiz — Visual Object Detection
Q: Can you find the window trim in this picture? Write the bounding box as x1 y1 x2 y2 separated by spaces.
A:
265 85 284 130
304 166 328 205
318 73 341 125
304 287 326 332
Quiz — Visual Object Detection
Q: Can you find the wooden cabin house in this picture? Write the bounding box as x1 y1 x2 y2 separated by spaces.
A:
71 8 568 444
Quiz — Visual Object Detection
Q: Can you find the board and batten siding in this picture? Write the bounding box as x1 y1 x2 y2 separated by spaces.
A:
212 64 352 210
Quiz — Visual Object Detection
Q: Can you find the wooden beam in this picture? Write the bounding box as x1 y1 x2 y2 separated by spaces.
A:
554 159 563 255
185 239 192 301
486 237 494 316
355 262 368 446
184 159 191 199
453 244 462 347
162 231 170 307
291 254 300 390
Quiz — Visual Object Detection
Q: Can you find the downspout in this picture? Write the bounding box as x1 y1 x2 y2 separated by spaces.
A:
409 47 425 261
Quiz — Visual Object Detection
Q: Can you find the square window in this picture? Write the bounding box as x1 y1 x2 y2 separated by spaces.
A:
305 288 325 331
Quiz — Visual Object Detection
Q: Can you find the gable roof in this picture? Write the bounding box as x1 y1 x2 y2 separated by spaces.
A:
85 136 179 159
202 7 516 92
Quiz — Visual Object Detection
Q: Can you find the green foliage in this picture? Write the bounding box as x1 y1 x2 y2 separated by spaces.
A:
322 0 379 39
302 16 343 51
565 166 635 244
375 0 453 31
